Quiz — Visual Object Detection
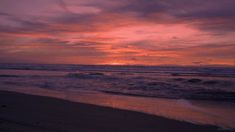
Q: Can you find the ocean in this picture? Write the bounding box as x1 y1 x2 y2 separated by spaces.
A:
0 64 235 129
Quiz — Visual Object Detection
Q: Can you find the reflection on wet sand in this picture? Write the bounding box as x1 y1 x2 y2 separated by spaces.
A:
1 87 235 129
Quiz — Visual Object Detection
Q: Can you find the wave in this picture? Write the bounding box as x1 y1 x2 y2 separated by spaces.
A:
0 64 235 102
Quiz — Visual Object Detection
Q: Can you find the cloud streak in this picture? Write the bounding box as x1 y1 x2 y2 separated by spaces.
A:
0 0 234 66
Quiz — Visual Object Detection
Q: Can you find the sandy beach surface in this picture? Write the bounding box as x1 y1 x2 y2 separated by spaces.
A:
0 90 225 132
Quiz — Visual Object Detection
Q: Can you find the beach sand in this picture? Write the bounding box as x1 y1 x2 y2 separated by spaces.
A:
0 90 224 132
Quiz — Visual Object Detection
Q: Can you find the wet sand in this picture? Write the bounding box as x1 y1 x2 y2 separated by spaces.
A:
0 90 225 132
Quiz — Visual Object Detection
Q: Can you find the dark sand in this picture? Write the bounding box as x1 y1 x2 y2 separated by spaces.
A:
0 91 225 132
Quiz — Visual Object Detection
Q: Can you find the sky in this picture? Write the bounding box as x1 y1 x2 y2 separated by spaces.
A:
0 0 234 66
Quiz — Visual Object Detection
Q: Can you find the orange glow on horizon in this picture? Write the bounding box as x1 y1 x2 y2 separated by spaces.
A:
102 61 127 66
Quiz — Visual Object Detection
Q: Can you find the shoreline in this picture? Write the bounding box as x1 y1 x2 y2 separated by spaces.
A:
0 90 226 132
1 87 235 129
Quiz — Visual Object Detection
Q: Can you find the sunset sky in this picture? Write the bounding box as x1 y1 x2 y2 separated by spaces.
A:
0 0 234 66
